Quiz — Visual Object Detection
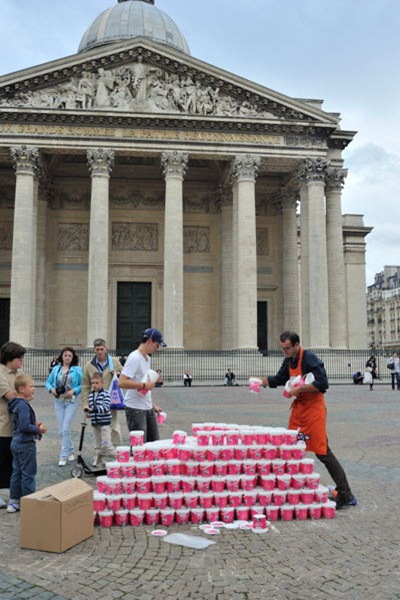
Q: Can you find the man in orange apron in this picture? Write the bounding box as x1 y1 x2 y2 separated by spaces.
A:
259 330 357 509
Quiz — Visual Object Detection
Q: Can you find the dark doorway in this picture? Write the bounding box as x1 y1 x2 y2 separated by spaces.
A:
0 299 10 346
257 301 268 354
117 283 151 354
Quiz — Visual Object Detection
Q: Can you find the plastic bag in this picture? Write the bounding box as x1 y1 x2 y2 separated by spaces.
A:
163 533 216 549
108 373 125 410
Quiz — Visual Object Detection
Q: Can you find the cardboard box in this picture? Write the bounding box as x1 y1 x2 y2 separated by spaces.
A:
20 478 94 553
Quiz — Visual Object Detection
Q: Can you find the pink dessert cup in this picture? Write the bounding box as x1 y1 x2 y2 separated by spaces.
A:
129 509 145 526
242 491 258 507
214 492 229 508
220 506 235 523
322 501 336 519
272 490 286 506
115 509 129 526
236 505 250 521
280 504 295 521
286 489 301 505
259 474 276 491
285 460 301 475
309 503 322 520
300 489 315 505
160 509 175 526
205 507 220 522
168 492 184 510
116 445 131 463
129 430 144 447
184 492 199 509
175 508 190 524
122 478 136 495
181 477 196 493
258 491 273 506
314 485 329 503
106 461 121 479
137 494 153 511
99 509 114 528
152 493 168 510
122 494 137 510
93 492 106 512
122 462 136 478
300 458 315 475
107 494 122 512
295 503 309 520
266 505 279 521
190 508 205 524
136 478 152 494
145 509 160 526
228 492 242 507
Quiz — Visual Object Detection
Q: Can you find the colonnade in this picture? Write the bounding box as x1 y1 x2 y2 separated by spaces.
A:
8 145 347 349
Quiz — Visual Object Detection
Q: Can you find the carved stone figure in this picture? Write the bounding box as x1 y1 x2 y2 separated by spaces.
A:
58 223 89 252
1 58 282 120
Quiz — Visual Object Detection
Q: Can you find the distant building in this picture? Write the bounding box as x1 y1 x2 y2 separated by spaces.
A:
367 266 400 350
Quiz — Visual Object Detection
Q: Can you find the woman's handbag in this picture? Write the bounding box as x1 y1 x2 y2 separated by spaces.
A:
108 373 125 410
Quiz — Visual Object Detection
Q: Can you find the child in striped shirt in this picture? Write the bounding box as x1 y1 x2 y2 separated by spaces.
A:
84 372 116 468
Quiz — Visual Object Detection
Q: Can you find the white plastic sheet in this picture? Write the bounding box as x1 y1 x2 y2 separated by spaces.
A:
163 533 216 549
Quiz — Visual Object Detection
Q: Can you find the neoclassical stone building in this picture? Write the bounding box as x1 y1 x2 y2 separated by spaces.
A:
0 0 370 351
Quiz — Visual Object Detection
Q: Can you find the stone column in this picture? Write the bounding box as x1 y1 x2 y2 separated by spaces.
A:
86 148 114 346
10 145 41 346
161 151 188 348
219 186 234 348
326 168 347 348
281 188 300 332
299 181 309 345
299 158 330 347
35 179 52 347
231 154 261 349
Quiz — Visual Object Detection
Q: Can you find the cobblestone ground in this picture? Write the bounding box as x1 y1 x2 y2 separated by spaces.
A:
0 383 399 600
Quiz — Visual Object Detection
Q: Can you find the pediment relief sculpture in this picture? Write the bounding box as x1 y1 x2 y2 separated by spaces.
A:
0 57 282 120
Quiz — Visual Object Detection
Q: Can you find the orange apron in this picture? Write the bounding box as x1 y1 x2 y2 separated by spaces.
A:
288 347 327 455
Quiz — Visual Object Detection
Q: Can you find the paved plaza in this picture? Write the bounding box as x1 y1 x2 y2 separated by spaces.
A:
0 382 399 600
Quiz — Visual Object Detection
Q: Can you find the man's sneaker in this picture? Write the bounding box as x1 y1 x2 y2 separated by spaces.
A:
335 495 358 510
58 458 67 467
68 454 75 462
6 503 20 513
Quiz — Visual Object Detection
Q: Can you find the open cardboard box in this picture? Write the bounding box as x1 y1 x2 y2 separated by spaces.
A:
20 478 94 553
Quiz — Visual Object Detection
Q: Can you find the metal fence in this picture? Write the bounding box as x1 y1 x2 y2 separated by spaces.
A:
24 347 392 384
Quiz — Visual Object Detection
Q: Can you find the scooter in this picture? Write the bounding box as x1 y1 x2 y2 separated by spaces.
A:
71 419 107 478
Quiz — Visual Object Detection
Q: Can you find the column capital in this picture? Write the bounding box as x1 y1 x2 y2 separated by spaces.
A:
280 187 299 211
326 167 347 192
161 151 189 178
87 148 115 176
231 154 261 182
10 145 41 176
298 157 329 183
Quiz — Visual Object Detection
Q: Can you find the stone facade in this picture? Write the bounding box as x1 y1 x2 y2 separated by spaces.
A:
0 29 371 350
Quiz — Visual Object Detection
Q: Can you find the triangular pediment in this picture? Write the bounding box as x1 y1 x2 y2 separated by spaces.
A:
0 38 340 131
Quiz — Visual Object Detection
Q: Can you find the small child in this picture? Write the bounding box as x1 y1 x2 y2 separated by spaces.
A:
84 373 116 468
7 374 47 513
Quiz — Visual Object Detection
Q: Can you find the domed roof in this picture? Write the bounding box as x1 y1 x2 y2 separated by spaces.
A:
78 0 190 55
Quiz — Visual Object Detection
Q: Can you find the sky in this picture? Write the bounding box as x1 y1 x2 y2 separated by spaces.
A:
1 0 400 286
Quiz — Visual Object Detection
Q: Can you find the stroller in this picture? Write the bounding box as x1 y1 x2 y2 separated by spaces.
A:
71 420 107 478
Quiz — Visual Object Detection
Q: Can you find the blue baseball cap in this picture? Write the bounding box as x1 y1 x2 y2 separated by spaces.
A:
143 328 167 347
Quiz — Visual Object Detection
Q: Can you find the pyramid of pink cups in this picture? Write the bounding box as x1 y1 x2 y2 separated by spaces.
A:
94 423 336 528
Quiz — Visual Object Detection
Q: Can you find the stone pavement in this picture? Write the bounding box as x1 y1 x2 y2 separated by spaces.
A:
0 382 399 600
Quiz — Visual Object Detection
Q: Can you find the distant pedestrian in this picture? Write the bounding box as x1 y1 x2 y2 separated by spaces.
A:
224 368 238 386
183 370 193 387
364 355 377 391
387 352 400 390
